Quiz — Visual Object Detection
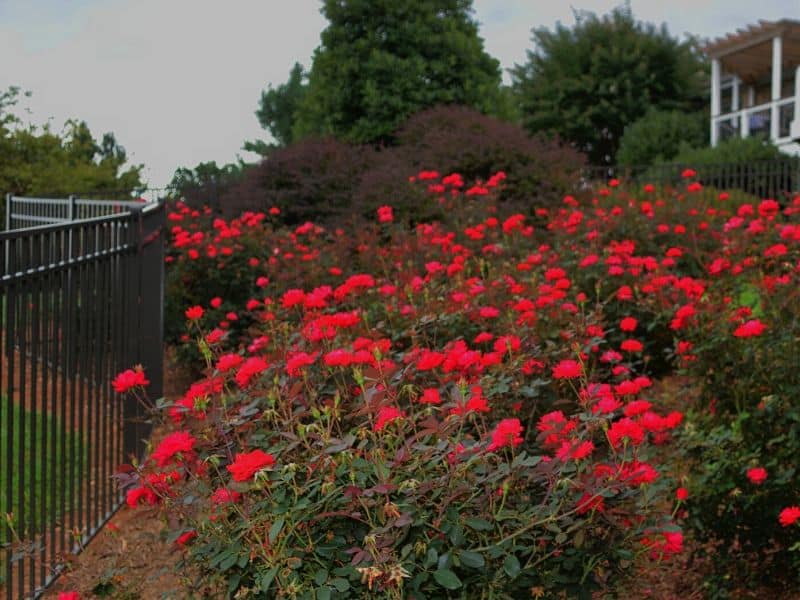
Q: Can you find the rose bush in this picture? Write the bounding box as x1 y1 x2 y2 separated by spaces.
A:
130 167 800 596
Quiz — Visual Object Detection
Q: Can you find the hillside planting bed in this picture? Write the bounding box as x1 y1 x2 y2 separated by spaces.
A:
109 170 799 598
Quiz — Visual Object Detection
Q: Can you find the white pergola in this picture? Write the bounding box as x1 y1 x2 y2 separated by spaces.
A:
706 19 800 150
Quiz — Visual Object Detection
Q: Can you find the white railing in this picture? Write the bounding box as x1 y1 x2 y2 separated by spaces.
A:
712 96 797 146
4 194 156 231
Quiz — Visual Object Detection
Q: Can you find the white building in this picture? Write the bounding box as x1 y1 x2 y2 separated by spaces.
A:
707 19 800 155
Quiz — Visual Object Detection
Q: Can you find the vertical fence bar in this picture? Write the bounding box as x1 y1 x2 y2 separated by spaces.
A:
16 233 27 600
75 221 90 550
2 221 13 600
29 230 42 592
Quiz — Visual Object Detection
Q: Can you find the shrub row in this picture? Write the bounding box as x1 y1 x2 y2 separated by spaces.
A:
142 169 800 597
220 105 585 225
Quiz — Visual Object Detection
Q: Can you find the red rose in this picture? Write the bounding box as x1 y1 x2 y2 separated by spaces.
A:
227 449 275 482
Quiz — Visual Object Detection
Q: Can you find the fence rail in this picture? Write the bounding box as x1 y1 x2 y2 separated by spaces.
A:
0 198 164 599
5 194 157 231
580 158 800 201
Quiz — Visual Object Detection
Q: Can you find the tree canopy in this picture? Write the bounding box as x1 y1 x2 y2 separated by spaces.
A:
0 87 143 198
616 108 707 167
291 0 506 144
168 160 248 210
248 62 309 152
511 7 706 165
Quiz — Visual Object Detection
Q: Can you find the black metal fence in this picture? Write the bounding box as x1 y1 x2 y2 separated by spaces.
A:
0 200 165 598
581 158 800 202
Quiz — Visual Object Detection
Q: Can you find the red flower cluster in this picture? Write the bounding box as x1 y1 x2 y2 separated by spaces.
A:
377 205 394 223
733 319 766 338
227 449 275 482
552 359 582 379
487 418 524 452
235 356 269 387
374 406 405 432
185 305 204 320
779 506 800 527
642 530 684 559
746 467 767 485
112 366 150 393
150 431 196 467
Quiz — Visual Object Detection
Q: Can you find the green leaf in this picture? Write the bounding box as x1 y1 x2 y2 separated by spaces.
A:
449 525 465 547
503 554 521 578
457 550 485 568
464 517 493 531
317 587 332 600
227 574 241 599
259 566 279 592
269 517 285 544
314 568 329 585
574 529 585 548
220 551 238 572
331 578 350 592
433 568 462 590
424 548 438 568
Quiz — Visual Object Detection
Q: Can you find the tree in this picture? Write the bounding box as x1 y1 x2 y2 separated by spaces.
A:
616 108 706 166
248 62 308 151
293 0 505 144
511 6 706 165
0 87 143 198
168 160 248 211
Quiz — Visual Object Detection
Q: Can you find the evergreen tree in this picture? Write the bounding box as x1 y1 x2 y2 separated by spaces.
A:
294 0 505 143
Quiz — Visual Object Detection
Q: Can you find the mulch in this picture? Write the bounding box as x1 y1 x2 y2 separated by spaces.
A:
43 349 197 600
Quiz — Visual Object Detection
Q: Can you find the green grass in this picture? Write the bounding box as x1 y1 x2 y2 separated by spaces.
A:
0 400 84 544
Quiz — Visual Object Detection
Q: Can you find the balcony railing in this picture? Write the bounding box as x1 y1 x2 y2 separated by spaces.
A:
712 97 796 144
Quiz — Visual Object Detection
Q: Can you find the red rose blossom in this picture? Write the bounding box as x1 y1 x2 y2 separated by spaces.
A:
779 506 800 527
746 467 767 485
227 449 275 482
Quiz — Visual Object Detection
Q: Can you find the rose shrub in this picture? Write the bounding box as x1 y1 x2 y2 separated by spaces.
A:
219 105 584 228
577 174 800 593
135 167 800 596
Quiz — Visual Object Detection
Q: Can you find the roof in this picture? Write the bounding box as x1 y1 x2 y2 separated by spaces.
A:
704 19 800 83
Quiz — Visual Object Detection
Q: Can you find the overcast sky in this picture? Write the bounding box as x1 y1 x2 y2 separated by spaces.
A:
1 0 798 188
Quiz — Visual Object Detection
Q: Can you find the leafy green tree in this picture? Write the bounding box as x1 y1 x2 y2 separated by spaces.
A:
511 6 706 165
248 62 308 152
294 0 505 143
616 108 707 166
0 87 143 198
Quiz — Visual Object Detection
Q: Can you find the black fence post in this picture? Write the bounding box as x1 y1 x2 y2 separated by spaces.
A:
138 202 165 444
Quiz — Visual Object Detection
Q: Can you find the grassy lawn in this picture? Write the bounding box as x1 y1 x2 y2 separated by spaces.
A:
0 400 83 544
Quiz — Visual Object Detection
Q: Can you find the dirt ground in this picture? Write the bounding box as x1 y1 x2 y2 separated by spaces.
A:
43 349 196 600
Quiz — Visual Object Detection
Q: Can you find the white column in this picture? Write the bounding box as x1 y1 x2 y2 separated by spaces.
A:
771 35 782 139
711 58 721 146
731 76 740 138
791 65 800 140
